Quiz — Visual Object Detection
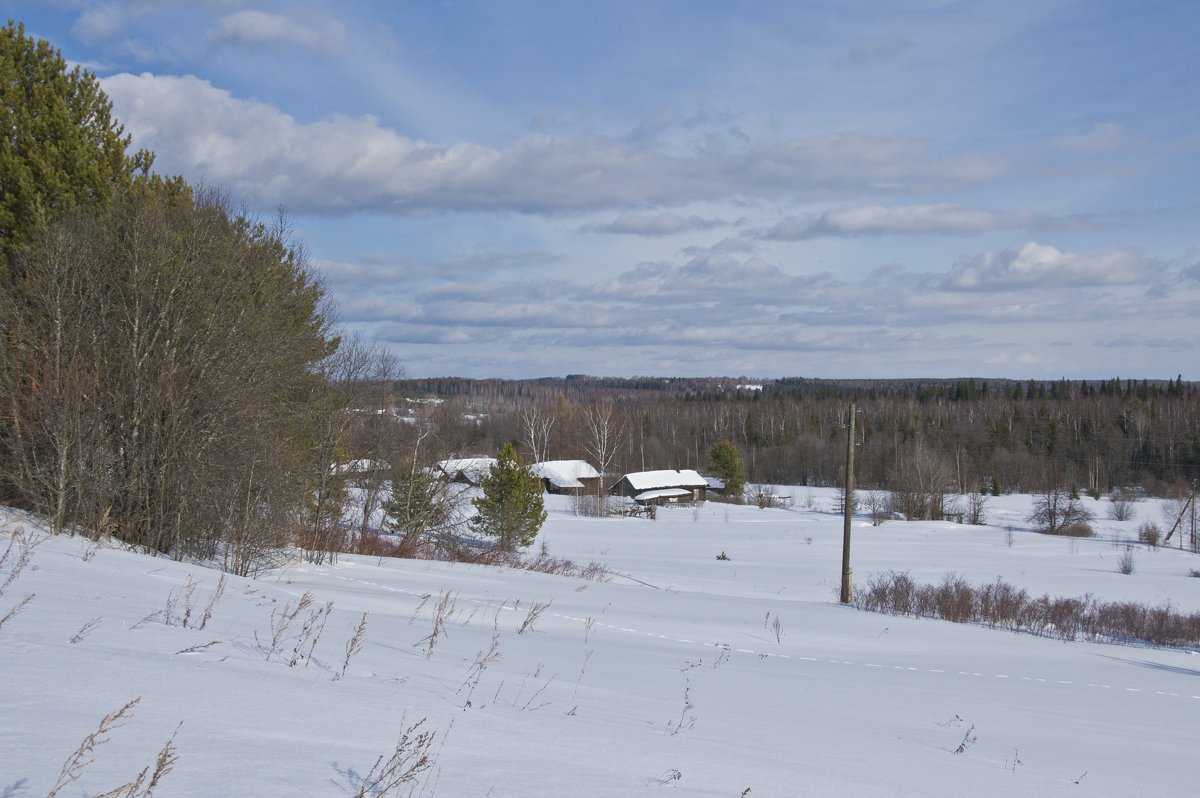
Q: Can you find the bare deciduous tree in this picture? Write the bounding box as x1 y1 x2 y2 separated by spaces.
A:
888 445 955 521
2 185 336 568
1028 485 1094 535
582 403 623 515
521 404 556 464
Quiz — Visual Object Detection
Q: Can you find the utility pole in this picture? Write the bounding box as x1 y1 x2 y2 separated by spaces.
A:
840 402 856 604
1185 475 1195 552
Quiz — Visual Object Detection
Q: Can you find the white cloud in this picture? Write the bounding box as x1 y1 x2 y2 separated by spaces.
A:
943 242 1158 291
210 11 347 54
333 235 1195 378
101 73 1011 215
762 204 1039 239
72 4 124 42
581 212 725 236
1051 123 1128 154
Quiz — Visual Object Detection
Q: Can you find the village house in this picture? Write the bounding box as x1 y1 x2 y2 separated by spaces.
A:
608 469 708 506
530 460 602 495
435 457 496 486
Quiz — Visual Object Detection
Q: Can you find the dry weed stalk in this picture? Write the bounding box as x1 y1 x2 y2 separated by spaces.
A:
517 600 551 635
257 591 333 665
198 574 226 631
763 611 784 644
666 679 696 735
414 590 457 659
0 529 40 630
177 578 199 628
339 611 369 679
0 591 34 630
491 598 510 630
458 634 501 710
47 697 180 798
954 724 978 754
71 617 102 644
46 698 140 797
93 722 182 798
409 593 431 624
0 526 41 596
174 640 221 655
647 769 682 786
515 664 556 711
567 648 594 715
288 599 333 667
352 717 437 798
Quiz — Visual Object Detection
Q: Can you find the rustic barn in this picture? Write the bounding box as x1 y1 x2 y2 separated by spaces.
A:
435 457 496 486
608 469 708 506
530 460 602 495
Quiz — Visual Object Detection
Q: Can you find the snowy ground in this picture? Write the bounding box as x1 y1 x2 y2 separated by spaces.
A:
3 489 1200 796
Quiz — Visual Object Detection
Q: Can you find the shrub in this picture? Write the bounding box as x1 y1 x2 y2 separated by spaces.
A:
1028 487 1095 535
1137 522 1161 549
1117 547 1135 575
851 572 1200 648
1059 522 1095 538
934 574 975 623
748 484 792 510
1108 490 1138 521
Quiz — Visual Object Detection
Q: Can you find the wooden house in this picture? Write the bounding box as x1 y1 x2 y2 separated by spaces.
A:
608 469 708 506
530 460 602 495
435 457 496 486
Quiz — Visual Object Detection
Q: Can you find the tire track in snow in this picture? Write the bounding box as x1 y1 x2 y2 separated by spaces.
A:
550 609 1199 702
330 574 1200 703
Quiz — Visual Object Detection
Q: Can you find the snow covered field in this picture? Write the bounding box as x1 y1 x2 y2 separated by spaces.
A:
4 489 1200 796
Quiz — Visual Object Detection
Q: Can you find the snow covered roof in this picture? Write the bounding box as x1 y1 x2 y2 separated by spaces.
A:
618 469 707 490
332 459 388 475
437 457 496 483
634 488 693 502
530 460 600 489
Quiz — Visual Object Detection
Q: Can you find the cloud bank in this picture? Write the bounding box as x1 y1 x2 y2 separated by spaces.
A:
102 73 1009 216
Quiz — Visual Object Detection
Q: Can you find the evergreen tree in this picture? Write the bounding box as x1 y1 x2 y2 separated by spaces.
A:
709 439 745 498
384 460 464 554
0 20 151 267
470 442 546 552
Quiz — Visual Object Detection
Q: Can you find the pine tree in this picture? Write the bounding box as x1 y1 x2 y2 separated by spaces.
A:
470 443 547 552
384 460 463 554
709 439 745 498
0 21 151 267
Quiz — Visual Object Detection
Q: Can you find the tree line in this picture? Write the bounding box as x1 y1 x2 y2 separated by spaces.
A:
0 21 412 573
395 375 1200 507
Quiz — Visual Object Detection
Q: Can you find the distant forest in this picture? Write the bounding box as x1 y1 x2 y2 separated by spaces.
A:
390 376 1199 499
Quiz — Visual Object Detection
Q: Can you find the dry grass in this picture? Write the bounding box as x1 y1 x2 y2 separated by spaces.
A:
414 590 457 659
339 611 369 679
47 697 181 798
256 591 333 666
321 530 609 581
517 600 551 635
0 527 39 631
352 717 438 798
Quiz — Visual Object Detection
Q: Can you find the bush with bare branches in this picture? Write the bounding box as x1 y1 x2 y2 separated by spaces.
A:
852 571 1200 647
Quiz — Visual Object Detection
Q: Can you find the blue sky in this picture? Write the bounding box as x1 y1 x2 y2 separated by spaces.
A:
10 1 1199 379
